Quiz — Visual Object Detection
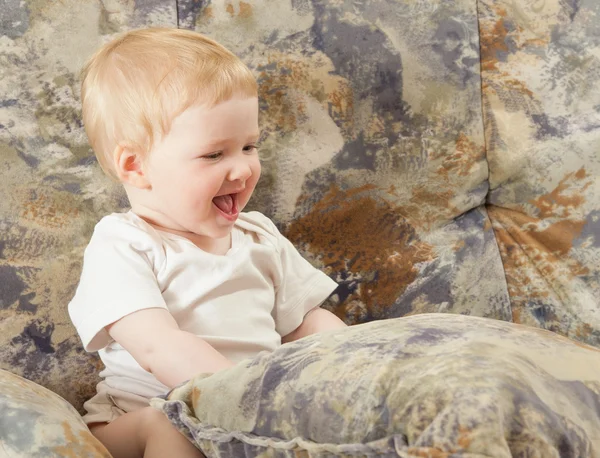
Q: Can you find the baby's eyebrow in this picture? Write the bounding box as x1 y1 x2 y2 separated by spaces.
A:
201 139 228 150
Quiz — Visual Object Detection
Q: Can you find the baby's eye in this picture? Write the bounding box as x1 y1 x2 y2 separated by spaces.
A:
202 151 223 160
243 144 259 152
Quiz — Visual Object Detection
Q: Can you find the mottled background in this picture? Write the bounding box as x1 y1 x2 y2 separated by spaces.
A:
0 0 598 413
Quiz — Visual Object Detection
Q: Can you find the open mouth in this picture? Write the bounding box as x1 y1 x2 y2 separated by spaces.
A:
212 193 239 220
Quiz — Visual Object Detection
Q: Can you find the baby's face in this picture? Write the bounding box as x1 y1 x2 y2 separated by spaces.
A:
140 96 261 240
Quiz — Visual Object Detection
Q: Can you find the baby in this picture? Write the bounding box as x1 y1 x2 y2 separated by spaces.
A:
69 27 346 458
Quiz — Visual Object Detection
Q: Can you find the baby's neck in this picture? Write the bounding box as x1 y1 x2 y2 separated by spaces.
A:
145 218 232 255
187 231 231 255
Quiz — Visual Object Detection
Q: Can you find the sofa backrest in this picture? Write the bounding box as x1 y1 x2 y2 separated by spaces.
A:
1 0 598 412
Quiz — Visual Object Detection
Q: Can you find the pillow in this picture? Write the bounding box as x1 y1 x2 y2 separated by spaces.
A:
153 314 600 458
0 369 110 458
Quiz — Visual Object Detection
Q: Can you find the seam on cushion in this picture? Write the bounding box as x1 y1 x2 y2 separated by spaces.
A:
475 0 491 194
475 0 513 323
158 402 401 456
474 0 496 190
479 204 513 322
486 204 572 319
192 426 403 455
191 424 496 458
485 204 514 322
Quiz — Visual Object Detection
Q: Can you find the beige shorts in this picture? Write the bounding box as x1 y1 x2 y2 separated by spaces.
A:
83 382 151 425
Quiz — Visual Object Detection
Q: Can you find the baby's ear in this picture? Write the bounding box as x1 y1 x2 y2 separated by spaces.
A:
113 144 151 189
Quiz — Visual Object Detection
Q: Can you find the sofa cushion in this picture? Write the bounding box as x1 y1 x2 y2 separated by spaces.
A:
153 314 600 458
0 369 110 457
480 0 600 346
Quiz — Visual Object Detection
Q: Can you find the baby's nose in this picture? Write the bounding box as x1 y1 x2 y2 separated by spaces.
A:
228 161 252 182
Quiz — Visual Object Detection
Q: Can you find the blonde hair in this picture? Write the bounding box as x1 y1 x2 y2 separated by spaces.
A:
80 27 258 179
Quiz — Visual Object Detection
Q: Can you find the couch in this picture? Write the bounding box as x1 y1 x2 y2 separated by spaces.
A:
1 0 598 456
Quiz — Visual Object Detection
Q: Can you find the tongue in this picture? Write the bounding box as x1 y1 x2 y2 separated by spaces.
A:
213 194 234 214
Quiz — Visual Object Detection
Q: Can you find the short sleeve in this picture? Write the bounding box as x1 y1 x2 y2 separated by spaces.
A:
260 216 338 337
68 216 168 352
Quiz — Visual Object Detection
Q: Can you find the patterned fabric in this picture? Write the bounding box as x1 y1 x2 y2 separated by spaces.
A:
479 0 600 345
153 314 600 458
0 0 178 412
0 369 110 457
0 0 598 422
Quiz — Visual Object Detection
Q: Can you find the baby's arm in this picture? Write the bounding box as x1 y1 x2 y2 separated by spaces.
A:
282 308 346 343
107 308 233 388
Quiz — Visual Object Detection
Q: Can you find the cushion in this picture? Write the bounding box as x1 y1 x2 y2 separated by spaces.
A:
0 369 110 457
480 0 600 345
153 314 600 457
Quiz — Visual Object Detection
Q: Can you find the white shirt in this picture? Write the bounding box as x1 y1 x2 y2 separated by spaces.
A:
68 211 338 400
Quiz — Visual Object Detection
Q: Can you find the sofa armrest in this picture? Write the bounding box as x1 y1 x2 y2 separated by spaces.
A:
0 369 110 458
